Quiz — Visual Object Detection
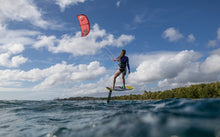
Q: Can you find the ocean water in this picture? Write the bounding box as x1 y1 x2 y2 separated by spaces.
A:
0 98 220 137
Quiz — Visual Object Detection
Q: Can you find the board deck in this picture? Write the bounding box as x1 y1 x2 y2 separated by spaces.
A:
105 86 133 91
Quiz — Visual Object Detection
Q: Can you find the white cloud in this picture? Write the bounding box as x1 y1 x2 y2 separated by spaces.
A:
33 24 135 56
0 24 40 45
162 27 184 42
0 43 24 54
33 35 57 49
157 57 220 89
187 34 195 42
71 61 106 81
11 55 28 67
55 0 87 11
200 54 220 74
0 25 40 68
0 43 28 68
128 50 220 89
128 50 201 85
34 61 105 89
129 51 177 67
115 34 135 47
116 1 121 7
0 61 105 89
0 0 49 28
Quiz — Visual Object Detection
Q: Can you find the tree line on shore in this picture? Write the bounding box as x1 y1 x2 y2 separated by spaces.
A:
111 82 220 100
57 82 220 101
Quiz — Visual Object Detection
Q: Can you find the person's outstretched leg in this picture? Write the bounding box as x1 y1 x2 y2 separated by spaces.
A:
122 71 126 89
113 70 121 89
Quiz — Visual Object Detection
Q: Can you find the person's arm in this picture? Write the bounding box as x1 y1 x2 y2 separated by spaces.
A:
111 57 119 62
127 58 130 74
111 58 116 61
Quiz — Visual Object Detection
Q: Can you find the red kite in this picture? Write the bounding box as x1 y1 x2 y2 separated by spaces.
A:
77 14 90 37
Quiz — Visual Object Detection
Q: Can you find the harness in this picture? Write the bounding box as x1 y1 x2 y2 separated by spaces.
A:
118 56 127 72
119 62 126 68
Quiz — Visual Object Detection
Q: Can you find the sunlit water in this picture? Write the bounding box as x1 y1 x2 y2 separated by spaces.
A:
0 98 220 137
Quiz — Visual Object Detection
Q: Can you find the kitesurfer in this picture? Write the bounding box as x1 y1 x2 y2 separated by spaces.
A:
111 49 130 89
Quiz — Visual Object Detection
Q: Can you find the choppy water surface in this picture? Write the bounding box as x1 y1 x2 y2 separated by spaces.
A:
0 98 220 137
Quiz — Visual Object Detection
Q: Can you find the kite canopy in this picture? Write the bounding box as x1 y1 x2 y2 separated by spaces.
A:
77 14 90 37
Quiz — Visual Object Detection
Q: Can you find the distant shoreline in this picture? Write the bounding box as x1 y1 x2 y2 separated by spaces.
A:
56 82 220 101
56 96 107 101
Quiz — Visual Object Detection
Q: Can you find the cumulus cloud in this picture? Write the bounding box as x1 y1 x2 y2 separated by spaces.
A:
56 0 87 11
0 24 40 45
0 24 40 68
128 50 220 90
200 54 220 74
0 0 49 28
157 55 220 89
71 61 106 81
187 34 195 42
128 50 201 85
34 61 105 90
162 27 184 42
0 43 25 54
162 27 198 43
0 43 27 68
33 35 57 49
0 61 105 89
33 24 135 56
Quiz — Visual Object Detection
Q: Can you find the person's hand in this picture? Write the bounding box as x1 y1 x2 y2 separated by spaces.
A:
128 70 131 74
111 58 115 61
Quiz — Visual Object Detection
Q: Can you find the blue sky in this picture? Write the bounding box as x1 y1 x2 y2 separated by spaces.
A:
1 0 220 100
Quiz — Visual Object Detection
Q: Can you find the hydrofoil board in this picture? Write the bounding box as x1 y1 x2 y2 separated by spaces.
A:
105 86 133 91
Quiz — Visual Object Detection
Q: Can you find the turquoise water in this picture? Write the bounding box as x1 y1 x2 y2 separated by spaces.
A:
0 98 220 137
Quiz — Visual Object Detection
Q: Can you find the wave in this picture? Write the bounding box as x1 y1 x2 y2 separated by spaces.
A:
0 98 220 137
